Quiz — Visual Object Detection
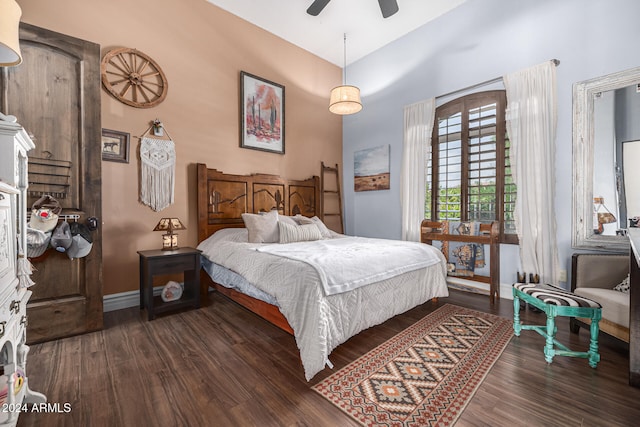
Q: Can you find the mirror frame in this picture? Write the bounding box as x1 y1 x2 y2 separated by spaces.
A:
572 66 640 252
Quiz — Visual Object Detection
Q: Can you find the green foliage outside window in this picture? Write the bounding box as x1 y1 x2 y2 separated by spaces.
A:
426 181 505 221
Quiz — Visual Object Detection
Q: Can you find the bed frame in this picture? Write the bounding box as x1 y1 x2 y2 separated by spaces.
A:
196 163 320 334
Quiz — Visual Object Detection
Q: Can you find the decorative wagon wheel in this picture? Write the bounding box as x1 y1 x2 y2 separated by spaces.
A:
100 47 168 108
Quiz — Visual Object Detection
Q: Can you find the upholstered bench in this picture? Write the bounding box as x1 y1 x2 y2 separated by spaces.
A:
513 282 602 368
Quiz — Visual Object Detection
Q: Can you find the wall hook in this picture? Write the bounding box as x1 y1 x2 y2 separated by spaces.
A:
152 118 164 137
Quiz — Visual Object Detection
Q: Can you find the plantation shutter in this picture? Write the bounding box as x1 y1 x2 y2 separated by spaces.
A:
429 91 516 242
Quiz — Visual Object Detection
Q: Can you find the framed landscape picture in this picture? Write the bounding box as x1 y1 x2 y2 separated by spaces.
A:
354 145 390 191
101 128 130 163
240 71 285 154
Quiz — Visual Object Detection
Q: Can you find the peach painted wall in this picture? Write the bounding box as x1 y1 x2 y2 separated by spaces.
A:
19 0 343 295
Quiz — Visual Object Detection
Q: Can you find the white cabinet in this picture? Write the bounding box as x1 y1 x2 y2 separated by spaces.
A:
0 112 33 259
0 113 45 425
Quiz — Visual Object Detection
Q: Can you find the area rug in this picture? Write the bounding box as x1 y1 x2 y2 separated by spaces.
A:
313 304 513 426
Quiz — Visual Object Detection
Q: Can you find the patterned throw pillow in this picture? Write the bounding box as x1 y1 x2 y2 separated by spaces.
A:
613 275 630 293
293 215 333 238
278 221 323 244
292 214 315 225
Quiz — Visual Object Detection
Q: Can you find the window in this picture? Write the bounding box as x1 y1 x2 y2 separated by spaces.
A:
426 91 517 244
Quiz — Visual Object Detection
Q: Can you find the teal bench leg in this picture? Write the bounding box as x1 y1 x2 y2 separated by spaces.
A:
513 291 522 336
544 308 557 364
589 310 602 368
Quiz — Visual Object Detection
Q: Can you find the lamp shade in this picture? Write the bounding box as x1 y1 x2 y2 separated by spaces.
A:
0 0 22 66
329 85 362 115
153 218 186 250
153 218 186 233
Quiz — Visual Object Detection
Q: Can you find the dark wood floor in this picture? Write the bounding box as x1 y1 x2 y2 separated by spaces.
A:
18 288 640 427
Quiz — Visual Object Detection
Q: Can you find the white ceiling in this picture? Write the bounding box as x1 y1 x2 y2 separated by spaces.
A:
205 0 467 67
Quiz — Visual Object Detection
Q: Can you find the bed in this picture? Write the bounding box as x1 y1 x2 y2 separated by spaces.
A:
196 163 449 380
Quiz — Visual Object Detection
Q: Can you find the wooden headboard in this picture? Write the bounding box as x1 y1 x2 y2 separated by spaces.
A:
197 163 320 243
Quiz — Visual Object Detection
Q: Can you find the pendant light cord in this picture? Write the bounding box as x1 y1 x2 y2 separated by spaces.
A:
343 33 347 85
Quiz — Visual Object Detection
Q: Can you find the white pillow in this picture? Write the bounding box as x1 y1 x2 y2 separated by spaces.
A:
278 221 323 244
279 215 299 226
310 216 333 238
241 210 279 243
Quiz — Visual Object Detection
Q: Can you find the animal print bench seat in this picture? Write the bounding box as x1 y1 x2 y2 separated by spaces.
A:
513 282 602 368
514 283 602 309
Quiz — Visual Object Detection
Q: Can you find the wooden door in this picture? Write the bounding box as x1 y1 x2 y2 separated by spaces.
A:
0 23 102 343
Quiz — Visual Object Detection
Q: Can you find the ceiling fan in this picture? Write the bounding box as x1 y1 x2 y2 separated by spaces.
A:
307 0 399 19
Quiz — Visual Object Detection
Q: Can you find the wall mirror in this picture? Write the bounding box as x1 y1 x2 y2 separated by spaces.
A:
573 66 640 252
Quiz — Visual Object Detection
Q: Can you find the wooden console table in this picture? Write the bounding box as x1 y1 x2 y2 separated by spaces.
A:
421 220 500 303
628 228 640 387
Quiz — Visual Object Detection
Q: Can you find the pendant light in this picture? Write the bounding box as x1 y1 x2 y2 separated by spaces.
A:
329 33 362 115
0 0 23 66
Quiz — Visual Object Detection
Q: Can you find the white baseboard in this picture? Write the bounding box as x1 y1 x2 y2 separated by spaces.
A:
500 283 514 300
103 290 139 312
446 277 514 301
103 286 163 312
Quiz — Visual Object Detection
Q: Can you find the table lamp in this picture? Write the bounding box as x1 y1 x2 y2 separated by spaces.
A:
153 217 186 250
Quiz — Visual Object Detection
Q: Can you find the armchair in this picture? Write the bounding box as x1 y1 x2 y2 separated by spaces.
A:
570 253 629 342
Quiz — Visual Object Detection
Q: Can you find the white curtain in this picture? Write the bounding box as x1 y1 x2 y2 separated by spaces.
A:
504 61 559 283
401 98 436 241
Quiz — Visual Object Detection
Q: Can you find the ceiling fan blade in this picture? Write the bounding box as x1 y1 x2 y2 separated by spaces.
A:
378 0 399 18
307 0 331 16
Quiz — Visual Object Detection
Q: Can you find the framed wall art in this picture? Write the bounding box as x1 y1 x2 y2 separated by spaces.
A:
354 145 390 192
240 71 285 154
101 128 130 163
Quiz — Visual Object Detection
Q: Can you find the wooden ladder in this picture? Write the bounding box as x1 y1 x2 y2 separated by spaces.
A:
320 162 344 234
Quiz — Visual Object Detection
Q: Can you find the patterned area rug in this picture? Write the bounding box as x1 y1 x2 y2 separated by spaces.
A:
313 304 513 426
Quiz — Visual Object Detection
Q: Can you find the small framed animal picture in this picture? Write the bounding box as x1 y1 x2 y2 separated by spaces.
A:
101 128 130 163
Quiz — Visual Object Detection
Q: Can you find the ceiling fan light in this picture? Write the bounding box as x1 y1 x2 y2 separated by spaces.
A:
329 85 362 115
0 0 23 66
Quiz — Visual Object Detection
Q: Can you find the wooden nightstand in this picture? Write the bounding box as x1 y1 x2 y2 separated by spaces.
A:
138 247 202 320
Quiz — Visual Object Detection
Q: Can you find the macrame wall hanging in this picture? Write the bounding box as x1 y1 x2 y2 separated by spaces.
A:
139 121 175 212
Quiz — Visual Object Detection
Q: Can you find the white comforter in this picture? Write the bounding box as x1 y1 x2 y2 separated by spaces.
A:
255 236 444 296
197 229 448 381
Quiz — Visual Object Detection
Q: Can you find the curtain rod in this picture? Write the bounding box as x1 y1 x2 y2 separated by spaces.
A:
435 58 560 100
